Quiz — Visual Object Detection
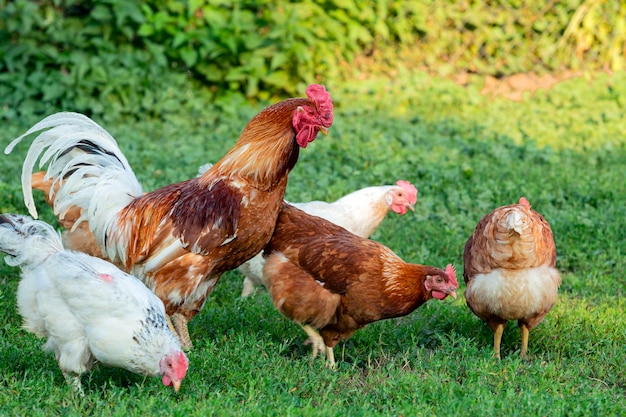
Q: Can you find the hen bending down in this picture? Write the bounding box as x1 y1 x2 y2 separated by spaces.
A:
263 203 458 367
238 180 418 297
0 214 188 393
463 197 562 360
5 84 334 350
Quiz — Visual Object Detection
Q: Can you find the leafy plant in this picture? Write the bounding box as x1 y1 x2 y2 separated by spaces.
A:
1 0 625 121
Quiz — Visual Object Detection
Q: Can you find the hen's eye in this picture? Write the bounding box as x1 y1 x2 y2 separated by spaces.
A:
436 277 443 283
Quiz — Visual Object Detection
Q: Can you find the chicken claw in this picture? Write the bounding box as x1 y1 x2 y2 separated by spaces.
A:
300 324 336 367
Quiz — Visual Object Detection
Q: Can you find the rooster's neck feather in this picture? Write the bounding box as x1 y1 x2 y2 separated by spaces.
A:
206 98 308 191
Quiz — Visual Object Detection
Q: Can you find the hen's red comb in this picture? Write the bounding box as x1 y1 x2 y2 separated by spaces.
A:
396 180 418 204
519 197 531 209
175 351 189 378
306 84 334 127
445 264 459 288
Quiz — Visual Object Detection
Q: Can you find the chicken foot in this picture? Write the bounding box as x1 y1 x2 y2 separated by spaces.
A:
300 324 335 368
63 371 84 396
171 313 193 351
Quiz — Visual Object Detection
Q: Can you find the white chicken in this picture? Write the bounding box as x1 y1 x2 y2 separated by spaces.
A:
238 180 418 297
0 214 189 393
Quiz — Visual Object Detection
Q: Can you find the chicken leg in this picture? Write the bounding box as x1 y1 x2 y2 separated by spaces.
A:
301 324 336 368
520 323 530 359
166 315 176 335
171 313 192 351
493 323 505 360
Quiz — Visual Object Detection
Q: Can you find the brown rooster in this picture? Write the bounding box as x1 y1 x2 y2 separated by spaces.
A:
463 197 562 360
5 84 334 349
263 203 458 366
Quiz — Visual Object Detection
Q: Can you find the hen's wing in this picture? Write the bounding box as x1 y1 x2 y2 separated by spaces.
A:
267 203 382 294
45 250 170 367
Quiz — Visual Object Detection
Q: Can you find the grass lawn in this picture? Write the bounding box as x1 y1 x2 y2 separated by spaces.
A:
0 70 624 416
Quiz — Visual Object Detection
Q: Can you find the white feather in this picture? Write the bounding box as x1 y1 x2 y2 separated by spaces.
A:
4 112 143 263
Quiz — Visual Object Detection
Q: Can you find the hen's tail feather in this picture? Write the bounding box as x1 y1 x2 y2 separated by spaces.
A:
4 112 143 249
0 214 63 268
488 206 541 267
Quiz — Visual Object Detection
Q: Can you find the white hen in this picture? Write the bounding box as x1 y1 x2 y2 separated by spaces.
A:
238 180 418 296
0 214 188 393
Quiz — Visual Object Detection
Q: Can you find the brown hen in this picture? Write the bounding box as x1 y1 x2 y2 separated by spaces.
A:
263 203 458 366
463 197 562 359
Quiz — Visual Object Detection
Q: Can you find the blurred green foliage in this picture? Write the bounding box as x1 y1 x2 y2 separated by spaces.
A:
1 0 625 120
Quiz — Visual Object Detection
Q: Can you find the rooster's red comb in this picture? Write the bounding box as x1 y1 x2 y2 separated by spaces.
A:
445 264 459 288
396 180 418 204
305 84 334 128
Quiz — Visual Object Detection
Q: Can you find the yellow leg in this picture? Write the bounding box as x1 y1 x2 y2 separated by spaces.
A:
324 346 336 368
520 324 530 360
166 315 176 334
493 323 505 360
171 313 193 351
301 324 325 358
241 277 256 298
300 324 335 367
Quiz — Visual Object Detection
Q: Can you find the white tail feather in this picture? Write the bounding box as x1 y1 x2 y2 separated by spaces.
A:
0 214 63 269
4 112 143 250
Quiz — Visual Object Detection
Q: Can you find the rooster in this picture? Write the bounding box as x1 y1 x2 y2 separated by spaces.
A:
0 214 188 393
239 180 418 297
5 84 334 349
463 197 562 360
263 203 458 366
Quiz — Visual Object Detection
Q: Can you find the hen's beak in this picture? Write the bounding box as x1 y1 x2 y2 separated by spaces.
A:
173 379 181 393
406 203 415 211
448 289 458 300
319 126 329 136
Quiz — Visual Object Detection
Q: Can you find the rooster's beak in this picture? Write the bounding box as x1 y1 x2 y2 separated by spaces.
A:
173 379 181 393
407 203 415 211
319 126 329 136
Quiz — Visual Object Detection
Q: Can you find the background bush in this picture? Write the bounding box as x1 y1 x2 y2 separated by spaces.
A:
1 0 625 120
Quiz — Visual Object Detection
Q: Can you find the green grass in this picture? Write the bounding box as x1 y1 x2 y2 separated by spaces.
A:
1 71 625 416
